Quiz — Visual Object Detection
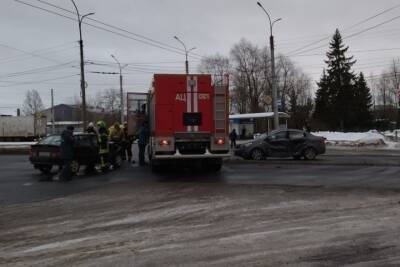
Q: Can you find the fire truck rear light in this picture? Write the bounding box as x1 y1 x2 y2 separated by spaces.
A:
159 140 170 146
215 138 225 145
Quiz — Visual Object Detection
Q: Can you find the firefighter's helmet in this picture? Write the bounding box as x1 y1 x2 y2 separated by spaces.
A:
96 120 106 129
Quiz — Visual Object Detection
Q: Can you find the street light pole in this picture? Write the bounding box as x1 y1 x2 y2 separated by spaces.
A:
111 54 125 124
174 36 196 75
70 0 94 131
257 2 281 130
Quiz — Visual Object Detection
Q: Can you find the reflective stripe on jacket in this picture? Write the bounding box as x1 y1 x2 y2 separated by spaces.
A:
98 133 109 154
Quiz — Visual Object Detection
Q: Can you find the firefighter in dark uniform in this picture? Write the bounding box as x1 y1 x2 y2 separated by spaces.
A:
60 125 74 181
137 120 149 166
97 121 109 172
85 122 97 174
123 122 134 163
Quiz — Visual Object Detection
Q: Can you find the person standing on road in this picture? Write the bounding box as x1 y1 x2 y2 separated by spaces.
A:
59 125 74 181
84 122 98 174
241 128 246 139
109 122 125 163
137 120 149 166
97 121 109 172
229 129 237 149
109 122 124 142
123 122 135 163
304 121 312 133
86 122 97 135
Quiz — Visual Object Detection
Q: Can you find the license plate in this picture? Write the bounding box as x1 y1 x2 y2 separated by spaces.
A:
39 152 51 157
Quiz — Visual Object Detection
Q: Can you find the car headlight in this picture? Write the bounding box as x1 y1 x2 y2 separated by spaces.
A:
243 142 253 147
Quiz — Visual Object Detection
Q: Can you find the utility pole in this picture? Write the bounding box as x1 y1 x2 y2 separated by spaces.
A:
51 89 55 134
257 2 282 130
70 0 94 130
174 36 196 75
111 54 126 124
397 88 400 129
393 59 400 129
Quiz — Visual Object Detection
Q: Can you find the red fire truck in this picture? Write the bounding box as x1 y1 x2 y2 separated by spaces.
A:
127 74 230 171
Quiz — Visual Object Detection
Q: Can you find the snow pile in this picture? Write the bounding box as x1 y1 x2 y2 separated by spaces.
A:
313 131 387 147
383 129 400 138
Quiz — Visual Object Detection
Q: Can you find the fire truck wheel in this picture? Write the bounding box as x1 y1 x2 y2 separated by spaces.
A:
150 160 162 172
39 165 52 174
209 163 222 172
151 164 162 173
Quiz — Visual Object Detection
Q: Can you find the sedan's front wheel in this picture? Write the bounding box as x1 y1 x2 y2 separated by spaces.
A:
250 148 265 160
303 147 317 160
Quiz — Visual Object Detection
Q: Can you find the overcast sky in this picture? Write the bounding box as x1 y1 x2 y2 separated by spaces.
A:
1 0 399 115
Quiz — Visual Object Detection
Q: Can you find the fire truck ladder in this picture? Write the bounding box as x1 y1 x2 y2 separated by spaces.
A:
213 75 228 138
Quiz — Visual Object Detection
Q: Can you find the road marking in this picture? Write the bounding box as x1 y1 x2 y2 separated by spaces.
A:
22 183 33 186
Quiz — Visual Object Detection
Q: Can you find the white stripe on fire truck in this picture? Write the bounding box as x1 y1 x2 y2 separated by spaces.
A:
186 76 192 132
193 76 198 132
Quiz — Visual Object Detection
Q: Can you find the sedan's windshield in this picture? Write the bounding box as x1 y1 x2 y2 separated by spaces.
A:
39 135 61 146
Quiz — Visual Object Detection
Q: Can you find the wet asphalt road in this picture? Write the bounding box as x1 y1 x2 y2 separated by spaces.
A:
1 150 399 205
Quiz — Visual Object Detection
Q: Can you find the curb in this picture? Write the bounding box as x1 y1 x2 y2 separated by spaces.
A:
224 157 400 167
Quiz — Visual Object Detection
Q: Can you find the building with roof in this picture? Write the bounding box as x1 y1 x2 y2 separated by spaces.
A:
229 112 290 139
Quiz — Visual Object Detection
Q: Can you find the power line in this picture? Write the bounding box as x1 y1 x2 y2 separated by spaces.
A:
289 15 400 56
277 28 400 50
86 59 200 66
0 42 69 64
86 61 188 72
0 74 78 87
88 71 119 75
35 0 204 58
345 15 400 40
0 61 77 79
346 5 400 31
291 47 400 57
0 41 76 63
14 0 203 60
0 46 78 65
286 3 400 56
299 59 394 70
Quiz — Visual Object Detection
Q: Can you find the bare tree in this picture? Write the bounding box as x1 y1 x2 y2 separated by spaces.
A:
276 55 296 111
198 54 231 78
198 54 232 110
370 59 400 121
197 39 313 121
230 39 269 113
100 89 121 113
22 89 44 116
231 73 250 114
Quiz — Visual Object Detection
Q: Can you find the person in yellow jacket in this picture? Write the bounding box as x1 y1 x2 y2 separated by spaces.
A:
109 122 124 142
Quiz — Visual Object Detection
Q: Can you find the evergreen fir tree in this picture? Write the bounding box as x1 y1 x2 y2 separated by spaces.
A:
313 69 330 128
354 72 373 130
314 29 358 131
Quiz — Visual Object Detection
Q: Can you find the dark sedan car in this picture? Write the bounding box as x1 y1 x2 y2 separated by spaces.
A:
29 133 100 174
234 129 326 160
